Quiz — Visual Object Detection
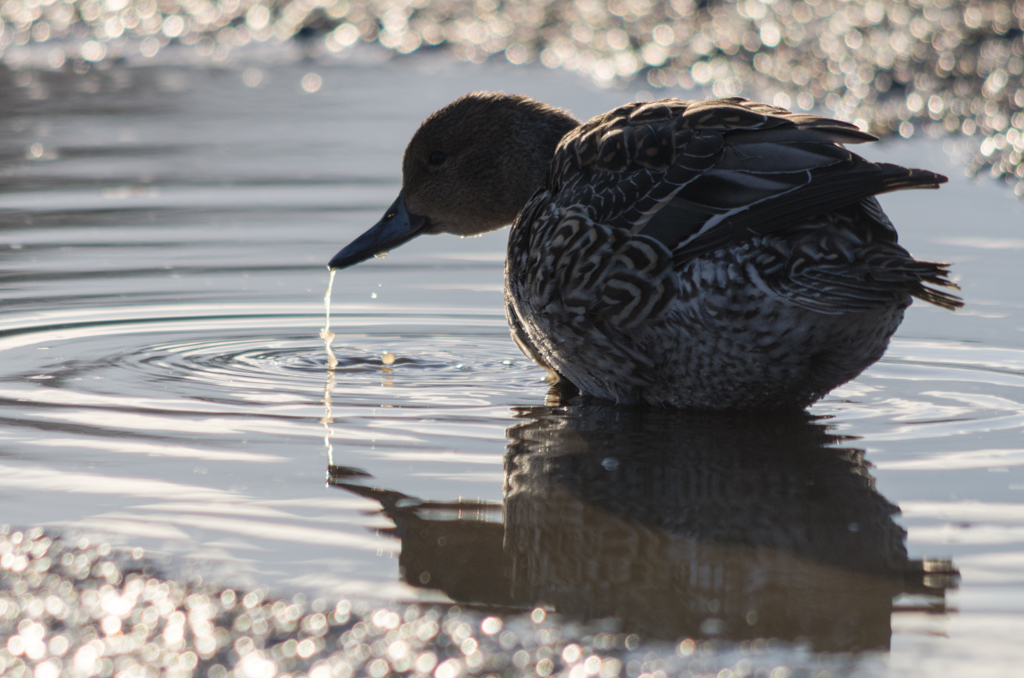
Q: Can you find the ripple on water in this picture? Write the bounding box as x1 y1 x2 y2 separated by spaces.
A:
0 303 533 393
814 339 1024 628
3 300 1024 544
0 302 541 593
821 339 1024 442
3 305 1024 671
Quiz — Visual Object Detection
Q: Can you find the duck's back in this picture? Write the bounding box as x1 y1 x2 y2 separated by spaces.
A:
505 97 961 410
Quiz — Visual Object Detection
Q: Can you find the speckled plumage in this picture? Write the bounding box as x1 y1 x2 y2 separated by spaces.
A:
329 94 962 410
504 97 961 409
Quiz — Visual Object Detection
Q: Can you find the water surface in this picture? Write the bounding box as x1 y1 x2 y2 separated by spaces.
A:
2 56 1024 675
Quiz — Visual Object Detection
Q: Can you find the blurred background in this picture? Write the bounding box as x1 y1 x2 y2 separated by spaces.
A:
2 0 1023 191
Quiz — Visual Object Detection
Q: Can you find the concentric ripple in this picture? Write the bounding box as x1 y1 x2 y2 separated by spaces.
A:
0 302 540 595
0 303 538 401
826 340 1024 434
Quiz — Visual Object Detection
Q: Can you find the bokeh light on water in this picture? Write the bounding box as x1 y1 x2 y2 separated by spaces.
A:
1 528 839 678
1 0 1023 193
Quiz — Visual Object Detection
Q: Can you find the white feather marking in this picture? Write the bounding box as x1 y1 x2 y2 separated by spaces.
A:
672 169 814 252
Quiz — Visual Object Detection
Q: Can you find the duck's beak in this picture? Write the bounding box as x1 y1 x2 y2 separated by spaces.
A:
328 193 429 270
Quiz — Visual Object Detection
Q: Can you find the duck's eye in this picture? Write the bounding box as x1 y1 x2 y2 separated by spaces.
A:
428 151 447 166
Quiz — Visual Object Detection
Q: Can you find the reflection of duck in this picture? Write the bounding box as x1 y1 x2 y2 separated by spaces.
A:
330 408 957 650
328 94 961 409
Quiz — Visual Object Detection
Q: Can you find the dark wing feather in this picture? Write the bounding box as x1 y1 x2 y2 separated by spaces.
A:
671 161 945 262
548 98 894 245
754 203 962 313
546 97 958 311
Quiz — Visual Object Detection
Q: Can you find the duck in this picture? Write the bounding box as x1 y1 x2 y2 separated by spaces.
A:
328 93 962 410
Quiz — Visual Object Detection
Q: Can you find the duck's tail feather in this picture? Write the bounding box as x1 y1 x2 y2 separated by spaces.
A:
910 262 963 311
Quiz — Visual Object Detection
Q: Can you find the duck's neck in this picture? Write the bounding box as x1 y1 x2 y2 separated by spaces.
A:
493 100 579 225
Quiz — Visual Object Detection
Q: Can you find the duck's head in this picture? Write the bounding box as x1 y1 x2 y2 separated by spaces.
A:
328 92 579 270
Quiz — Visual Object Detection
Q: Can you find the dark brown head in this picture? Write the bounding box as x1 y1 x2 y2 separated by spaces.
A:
402 92 579 235
329 92 579 269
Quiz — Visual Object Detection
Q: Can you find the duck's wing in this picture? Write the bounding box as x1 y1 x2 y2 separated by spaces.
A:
547 97 946 262
745 199 962 314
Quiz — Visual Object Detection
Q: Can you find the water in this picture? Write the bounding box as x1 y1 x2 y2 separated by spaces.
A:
3 0 1024 193
2 51 1024 676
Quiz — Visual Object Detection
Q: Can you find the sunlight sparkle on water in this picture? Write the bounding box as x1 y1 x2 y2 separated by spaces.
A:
2 0 1024 192
0 530 815 678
